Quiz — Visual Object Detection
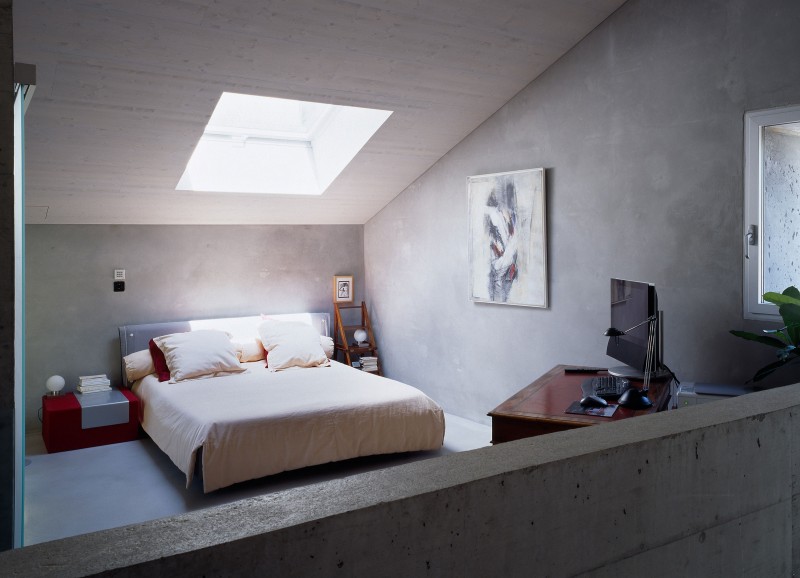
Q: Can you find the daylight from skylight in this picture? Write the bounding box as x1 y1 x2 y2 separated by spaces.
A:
176 93 392 196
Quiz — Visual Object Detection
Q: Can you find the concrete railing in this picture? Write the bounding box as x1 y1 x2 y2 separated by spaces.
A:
3 384 798 576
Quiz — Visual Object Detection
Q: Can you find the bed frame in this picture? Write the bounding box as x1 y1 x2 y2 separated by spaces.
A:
118 313 331 387
116 311 445 493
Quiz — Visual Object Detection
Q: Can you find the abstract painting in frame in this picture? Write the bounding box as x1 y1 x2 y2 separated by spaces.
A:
468 168 547 308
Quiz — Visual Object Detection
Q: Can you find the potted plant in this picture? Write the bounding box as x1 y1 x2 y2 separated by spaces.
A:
731 286 800 381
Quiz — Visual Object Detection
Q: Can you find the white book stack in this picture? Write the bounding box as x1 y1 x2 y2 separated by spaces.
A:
360 356 379 372
77 374 112 394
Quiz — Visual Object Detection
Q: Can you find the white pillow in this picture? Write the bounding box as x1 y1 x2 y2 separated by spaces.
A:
257 320 329 371
320 335 334 359
123 349 155 383
234 339 266 363
153 330 245 382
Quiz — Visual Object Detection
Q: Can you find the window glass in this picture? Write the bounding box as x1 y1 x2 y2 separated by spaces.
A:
762 124 800 293
744 106 800 319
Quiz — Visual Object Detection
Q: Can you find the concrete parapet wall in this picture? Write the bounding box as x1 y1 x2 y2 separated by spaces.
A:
2 384 798 576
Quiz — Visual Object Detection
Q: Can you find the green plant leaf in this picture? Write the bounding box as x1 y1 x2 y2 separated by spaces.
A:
779 303 800 345
730 330 787 349
784 286 800 300
733 286 800 383
761 328 793 344
752 358 790 382
764 290 800 307
752 355 800 382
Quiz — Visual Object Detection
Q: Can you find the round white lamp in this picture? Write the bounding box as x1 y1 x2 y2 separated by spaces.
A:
353 329 368 346
45 375 66 396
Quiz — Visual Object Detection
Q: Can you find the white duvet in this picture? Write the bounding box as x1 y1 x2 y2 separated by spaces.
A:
132 360 445 492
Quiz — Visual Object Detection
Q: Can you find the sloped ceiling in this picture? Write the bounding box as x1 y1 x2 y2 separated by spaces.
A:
14 0 626 224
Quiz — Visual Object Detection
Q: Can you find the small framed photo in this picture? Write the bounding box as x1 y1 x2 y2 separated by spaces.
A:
333 275 354 303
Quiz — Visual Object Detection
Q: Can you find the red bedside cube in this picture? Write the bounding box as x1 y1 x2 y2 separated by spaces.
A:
42 389 140 453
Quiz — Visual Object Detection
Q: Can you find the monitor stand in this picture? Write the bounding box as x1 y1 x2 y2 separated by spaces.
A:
608 365 669 380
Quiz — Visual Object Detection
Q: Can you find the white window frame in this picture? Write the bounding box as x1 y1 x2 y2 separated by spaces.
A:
743 104 800 320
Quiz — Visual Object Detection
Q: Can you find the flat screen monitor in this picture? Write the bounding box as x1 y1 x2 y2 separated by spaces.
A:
606 278 660 378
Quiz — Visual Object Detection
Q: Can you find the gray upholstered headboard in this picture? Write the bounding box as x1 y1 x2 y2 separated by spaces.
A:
118 312 331 387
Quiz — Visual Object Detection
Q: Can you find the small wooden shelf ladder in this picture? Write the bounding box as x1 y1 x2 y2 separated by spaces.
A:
333 301 381 375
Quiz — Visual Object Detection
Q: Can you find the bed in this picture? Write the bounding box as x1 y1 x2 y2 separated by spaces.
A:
118 313 445 492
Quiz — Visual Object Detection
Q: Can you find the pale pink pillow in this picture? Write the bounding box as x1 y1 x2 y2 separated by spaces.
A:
123 349 156 383
235 338 267 362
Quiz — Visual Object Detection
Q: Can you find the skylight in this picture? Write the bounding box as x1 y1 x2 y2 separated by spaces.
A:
176 93 392 196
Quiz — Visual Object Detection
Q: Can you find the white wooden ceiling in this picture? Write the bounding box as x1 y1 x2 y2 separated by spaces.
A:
14 0 626 224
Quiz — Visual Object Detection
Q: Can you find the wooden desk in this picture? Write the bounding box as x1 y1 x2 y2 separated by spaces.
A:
488 365 671 444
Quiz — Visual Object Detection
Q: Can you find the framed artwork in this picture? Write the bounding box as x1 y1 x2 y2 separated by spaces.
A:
333 275 354 303
468 168 547 308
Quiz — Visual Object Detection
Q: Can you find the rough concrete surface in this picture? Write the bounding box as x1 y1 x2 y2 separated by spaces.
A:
1 384 798 576
364 0 800 425
24 224 365 428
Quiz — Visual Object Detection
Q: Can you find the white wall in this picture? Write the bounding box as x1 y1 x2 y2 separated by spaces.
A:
364 0 800 423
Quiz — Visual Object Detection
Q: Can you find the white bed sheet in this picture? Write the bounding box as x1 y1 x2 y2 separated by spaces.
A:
132 360 445 492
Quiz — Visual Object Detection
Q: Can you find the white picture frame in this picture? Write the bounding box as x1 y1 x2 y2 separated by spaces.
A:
468 168 547 308
333 275 354 303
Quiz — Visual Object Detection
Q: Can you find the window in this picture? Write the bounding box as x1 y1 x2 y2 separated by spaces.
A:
176 93 392 196
743 104 800 319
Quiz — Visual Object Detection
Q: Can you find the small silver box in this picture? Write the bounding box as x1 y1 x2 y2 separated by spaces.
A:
674 382 755 408
76 389 130 429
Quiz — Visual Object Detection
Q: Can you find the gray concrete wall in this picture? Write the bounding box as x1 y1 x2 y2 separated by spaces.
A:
364 0 800 424
25 224 364 429
2 383 798 576
0 0 14 552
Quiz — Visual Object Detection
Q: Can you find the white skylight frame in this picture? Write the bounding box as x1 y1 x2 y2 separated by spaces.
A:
176 93 392 196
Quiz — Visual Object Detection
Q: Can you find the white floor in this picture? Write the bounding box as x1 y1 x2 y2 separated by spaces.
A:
23 413 491 546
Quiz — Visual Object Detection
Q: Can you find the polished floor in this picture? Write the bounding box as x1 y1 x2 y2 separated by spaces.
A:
23 413 491 546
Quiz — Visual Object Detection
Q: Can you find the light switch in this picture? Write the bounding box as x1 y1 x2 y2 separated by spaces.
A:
114 269 126 281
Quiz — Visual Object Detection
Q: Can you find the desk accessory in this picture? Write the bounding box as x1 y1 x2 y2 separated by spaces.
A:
604 315 657 409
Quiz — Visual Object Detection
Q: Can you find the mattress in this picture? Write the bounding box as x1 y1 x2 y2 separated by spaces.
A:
132 360 445 492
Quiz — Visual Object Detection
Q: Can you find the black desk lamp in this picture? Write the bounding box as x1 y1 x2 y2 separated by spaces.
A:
604 315 658 409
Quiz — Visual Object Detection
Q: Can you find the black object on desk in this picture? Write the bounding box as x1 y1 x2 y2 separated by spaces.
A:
564 400 618 418
564 367 606 374
618 387 653 409
580 394 608 408
581 375 630 399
